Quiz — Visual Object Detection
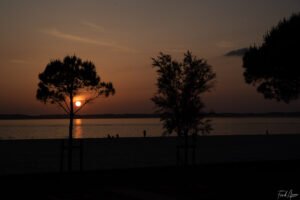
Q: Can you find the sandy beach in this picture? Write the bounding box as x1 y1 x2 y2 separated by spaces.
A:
0 135 300 199
0 134 300 175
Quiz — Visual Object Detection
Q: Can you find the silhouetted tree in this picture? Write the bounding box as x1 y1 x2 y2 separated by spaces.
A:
152 51 216 165
243 13 300 103
37 55 115 171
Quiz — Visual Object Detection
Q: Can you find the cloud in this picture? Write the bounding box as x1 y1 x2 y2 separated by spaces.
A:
42 28 134 52
81 21 105 33
44 28 109 45
10 59 31 64
224 48 248 57
163 48 188 53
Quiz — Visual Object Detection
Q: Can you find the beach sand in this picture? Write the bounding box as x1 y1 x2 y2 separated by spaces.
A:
0 134 300 175
1 135 300 199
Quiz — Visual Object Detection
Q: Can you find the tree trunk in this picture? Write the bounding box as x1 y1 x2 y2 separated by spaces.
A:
184 130 188 166
68 93 74 172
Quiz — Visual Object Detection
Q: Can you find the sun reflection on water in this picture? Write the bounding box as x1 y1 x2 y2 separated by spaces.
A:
74 119 83 139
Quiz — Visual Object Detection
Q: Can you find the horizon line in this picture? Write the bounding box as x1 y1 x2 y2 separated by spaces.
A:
1 112 300 120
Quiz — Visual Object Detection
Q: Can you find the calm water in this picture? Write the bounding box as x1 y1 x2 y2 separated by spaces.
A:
0 117 299 140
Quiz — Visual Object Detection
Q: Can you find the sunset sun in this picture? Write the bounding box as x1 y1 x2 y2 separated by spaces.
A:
75 101 82 107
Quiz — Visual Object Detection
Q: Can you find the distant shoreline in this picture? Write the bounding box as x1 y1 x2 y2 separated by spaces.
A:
1 112 300 120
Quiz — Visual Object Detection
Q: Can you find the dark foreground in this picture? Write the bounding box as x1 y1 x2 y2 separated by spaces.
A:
1 160 300 200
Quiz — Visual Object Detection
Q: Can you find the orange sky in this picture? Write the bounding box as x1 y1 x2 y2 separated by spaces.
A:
1 0 300 114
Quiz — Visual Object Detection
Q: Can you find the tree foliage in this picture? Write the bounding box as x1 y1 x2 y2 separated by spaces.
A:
152 51 216 136
243 13 300 103
37 55 115 114
37 55 115 171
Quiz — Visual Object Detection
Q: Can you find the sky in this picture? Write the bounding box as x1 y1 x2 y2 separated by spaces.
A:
1 0 300 115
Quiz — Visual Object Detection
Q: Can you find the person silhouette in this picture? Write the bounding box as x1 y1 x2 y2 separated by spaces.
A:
265 129 269 135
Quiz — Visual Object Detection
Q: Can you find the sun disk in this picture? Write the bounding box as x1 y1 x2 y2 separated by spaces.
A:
75 101 82 107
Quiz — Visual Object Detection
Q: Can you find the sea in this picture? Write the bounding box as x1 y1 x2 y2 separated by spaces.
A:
0 117 299 140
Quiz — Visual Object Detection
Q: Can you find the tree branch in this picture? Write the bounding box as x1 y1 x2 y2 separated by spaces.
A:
74 95 99 114
74 84 115 114
56 101 70 114
63 98 71 112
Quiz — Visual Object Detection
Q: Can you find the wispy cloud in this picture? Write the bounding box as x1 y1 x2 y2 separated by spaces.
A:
163 48 188 53
224 48 248 57
42 28 134 52
81 20 105 33
44 28 111 46
10 59 32 64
